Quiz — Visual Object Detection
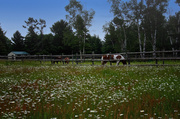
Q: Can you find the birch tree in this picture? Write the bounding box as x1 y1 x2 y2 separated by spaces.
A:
129 0 145 57
143 0 168 57
65 0 95 54
108 0 131 52
167 12 180 52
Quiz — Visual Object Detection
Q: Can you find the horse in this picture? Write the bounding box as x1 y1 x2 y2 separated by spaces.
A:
52 56 69 64
64 57 69 64
101 54 127 66
52 56 62 64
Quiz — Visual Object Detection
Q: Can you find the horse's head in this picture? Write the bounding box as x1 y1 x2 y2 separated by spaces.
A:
122 60 127 65
101 55 109 65
65 57 69 64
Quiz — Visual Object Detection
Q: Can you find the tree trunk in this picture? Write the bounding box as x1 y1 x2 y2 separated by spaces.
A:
152 29 157 57
143 31 146 57
83 33 86 54
169 36 175 54
137 23 142 57
122 24 127 52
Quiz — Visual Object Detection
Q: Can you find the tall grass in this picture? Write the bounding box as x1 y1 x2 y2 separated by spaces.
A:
0 63 179 118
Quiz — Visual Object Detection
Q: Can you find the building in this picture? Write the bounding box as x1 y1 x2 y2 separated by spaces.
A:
8 51 29 60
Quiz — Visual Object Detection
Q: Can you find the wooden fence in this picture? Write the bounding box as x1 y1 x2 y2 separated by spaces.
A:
0 50 180 66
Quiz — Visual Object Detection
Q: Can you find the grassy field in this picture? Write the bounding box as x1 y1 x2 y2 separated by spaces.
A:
0 61 180 118
1 59 180 66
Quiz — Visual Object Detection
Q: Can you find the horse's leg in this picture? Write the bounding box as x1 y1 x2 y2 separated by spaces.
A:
102 61 107 65
102 61 105 65
116 61 120 66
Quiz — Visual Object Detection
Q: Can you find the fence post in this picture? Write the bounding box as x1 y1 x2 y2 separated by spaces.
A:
80 51 82 63
39 55 42 64
76 53 78 65
51 54 53 64
154 51 158 65
163 50 165 64
126 52 130 65
109 52 112 66
92 51 94 65
155 59 158 65
72 53 74 65
22 56 24 63
43 55 45 64
62 53 64 65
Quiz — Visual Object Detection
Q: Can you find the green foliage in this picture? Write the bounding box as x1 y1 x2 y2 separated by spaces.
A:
86 35 102 54
104 0 179 54
50 20 73 54
11 30 25 51
0 26 12 55
176 0 180 6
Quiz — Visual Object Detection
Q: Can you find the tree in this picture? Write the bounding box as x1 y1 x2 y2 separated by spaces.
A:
108 0 132 52
24 26 38 54
143 0 168 56
39 34 54 55
23 17 46 36
166 12 180 51
86 35 102 54
65 0 95 54
103 20 131 53
128 0 146 57
11 31 25 51
63 31 79 54
102 34 116 53
23 17 46 54
38 19 46 37
176 0 180 6
50 20 73 54
51 20 71 36
0 26 12 55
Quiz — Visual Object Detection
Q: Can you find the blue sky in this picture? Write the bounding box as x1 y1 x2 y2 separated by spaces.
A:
0 0 179 40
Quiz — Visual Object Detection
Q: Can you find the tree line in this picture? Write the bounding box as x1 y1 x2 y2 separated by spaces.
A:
0 0 179 56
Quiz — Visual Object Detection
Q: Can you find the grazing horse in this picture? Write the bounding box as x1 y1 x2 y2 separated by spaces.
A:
52 56 70 64
52 56 62 64
101 54 127 66
64 57 69 64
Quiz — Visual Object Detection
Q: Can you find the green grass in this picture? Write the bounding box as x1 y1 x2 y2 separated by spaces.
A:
0 62 180 118
1 59 180 66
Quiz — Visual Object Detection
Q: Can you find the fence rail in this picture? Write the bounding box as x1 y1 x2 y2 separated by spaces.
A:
0 50 180 66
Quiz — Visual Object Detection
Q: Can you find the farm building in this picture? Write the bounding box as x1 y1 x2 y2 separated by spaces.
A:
8 51 29 60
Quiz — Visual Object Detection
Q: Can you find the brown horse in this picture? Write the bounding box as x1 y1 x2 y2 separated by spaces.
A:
64 57 69 64
52 56 62 64
52 56 69 64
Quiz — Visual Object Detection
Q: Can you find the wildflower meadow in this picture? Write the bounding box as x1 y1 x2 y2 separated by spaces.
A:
0 62 179 118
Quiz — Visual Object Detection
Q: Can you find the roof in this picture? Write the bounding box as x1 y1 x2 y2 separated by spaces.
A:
10 51 29 55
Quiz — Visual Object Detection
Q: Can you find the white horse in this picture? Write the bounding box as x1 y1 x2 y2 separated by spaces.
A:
101 54 127 66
